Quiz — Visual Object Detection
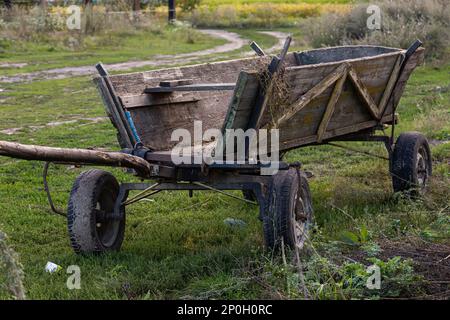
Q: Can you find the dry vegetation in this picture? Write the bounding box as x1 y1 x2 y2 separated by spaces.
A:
0 231 26 300
167 2 351 28
0 4 162 39
301 0 450 62
0 4 218 74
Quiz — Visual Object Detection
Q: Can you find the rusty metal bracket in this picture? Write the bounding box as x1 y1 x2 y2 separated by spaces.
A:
43 162 66 217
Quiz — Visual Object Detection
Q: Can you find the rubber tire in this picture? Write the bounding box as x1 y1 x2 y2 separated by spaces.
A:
263 168 313 251
391 132 432 195
67 169 125 254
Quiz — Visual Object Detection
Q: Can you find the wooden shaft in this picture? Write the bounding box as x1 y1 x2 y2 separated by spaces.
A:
0 140 151 177
276 63 348 128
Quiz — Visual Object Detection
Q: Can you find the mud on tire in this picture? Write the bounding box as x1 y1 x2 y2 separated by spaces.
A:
263 168 313 252
67 169 125 254
391 132 432 196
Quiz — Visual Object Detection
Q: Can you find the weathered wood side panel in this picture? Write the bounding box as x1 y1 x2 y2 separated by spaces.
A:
103 56 276 150
383 48 425 116
120 92 199 109
93 77 133 149
272 52 403 148
130 91 231 150
295 45 398 65
221 71 260 132
93 47 424 153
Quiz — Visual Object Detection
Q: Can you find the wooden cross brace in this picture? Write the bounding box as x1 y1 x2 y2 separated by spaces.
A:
275 54 404 143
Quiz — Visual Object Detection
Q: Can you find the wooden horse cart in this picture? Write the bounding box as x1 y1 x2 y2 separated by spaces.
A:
0 39 431 254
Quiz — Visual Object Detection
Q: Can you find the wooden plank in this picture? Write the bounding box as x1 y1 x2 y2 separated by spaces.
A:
348 66 380 120
280 114 394 151
221 71 259 132
388 48 424 115
278 89 370 142
129 91 233 151
378 53 403 117
293 52 304 65
106 55 276 150
294 52 314 65
250 41 266 56
286 54 398 100
275 63 349 128
316 71 348 143
144 83 236 93
109 55 273 96
120 92 199 109
273 53 400 143
294 46 399 66
96 66 137 146
159 79 193 87
95 77 133 148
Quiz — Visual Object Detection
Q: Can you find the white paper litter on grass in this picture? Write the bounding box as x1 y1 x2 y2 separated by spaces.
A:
45 261 62 273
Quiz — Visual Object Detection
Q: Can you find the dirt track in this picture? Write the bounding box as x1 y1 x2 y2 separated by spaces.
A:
0 30 289 84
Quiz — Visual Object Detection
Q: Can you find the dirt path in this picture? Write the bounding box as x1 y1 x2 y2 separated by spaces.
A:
0 30 289 84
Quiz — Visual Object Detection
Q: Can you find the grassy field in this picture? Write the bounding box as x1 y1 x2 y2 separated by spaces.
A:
0 26 225 76
0 28 449 299
192 0 352 4
168 0 352 28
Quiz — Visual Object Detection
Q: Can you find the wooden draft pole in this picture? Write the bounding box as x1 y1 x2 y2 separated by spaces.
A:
0 140 152 178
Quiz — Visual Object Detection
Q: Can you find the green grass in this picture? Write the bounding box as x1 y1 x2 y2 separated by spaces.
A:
0 27 226 76
202 0 352 5
117 29 281 74
0 29 449 299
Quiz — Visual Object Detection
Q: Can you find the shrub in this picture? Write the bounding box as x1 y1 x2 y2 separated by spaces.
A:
301 0 450 62
179 0 202 13
179 3 350 28
0 4 166 47
0 231 26 300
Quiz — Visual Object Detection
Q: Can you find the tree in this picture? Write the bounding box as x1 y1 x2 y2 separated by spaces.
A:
179 0 201 12
168 0 176 22
132 0 140 11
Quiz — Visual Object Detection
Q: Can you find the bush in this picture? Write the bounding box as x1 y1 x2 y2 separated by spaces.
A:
0 231 26 300
179 0 202 13
301 0 450 62
0 4 166 47
180 3 349 28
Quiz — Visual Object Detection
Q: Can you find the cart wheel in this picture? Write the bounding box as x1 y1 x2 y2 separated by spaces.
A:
391 132 432 195
263 168 313 252
67 169 125 254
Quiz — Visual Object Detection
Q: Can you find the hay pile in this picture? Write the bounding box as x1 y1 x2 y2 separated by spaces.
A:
246 56 292 129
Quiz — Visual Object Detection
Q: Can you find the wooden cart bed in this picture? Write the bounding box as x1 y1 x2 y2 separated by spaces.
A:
95 45 424 154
